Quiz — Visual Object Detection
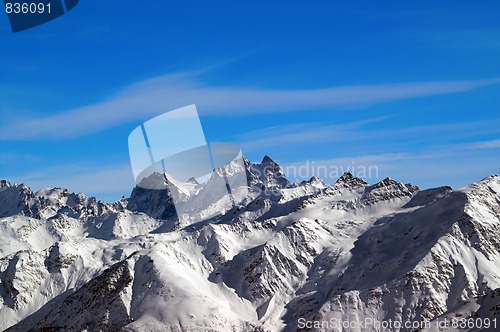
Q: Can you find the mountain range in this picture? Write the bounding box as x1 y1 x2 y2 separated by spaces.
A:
0 156 499 331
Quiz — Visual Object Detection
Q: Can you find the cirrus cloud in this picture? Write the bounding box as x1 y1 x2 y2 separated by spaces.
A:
1 72 499 140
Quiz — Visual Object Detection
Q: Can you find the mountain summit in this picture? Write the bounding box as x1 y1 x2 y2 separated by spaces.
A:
0 157 499 331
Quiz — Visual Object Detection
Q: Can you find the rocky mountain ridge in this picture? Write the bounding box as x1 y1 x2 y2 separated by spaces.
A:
0 156 499 331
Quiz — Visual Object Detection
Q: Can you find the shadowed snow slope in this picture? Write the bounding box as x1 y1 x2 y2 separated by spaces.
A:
0 160 499 332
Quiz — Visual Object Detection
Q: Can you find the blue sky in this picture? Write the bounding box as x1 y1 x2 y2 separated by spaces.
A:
1 1 500 202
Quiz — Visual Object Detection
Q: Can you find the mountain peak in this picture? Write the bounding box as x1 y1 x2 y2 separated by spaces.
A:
374 177 398 188
187 177 199 185
261 155 276 164
479 174 499 184
308 176 325 186
245 155 291 190
372 177 419 193
300 176 326 188
136 172 167 190
462 173 500 197
338 172 354 181
334 172 368 189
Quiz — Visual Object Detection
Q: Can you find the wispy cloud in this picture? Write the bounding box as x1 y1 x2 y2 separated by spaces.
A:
234 117 390 151
4 163 135 201
0 152 42 164
235 118 500 152
460 139 500 149
2 71 499 140
424 28 500 51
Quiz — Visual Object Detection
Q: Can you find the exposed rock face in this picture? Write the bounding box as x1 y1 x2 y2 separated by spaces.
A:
245 156 292 190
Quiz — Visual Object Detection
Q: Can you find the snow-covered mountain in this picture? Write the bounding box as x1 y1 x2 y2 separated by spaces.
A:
0 157 499 331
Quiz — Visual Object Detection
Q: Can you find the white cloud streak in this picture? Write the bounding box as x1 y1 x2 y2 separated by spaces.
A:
2 72 499 140
236 118 500 152
460 139 500 149
5 163 135 201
